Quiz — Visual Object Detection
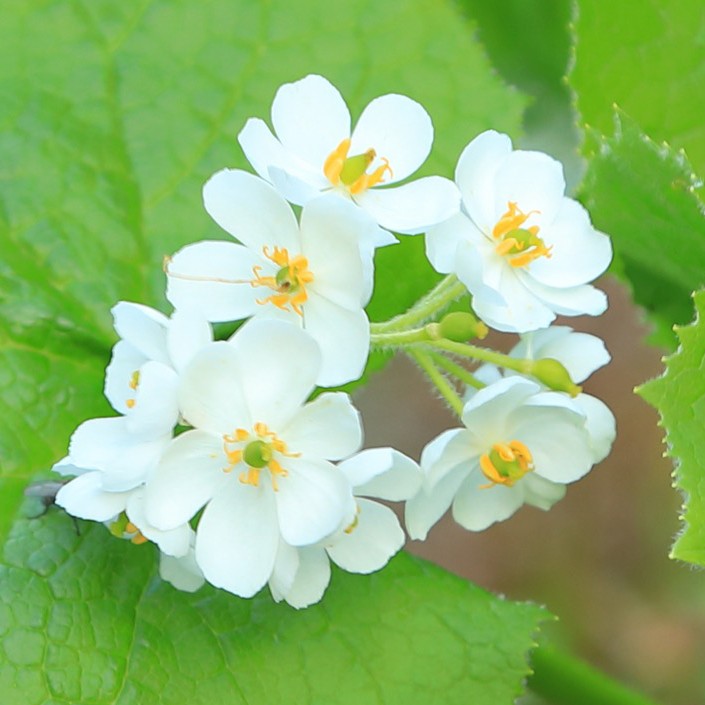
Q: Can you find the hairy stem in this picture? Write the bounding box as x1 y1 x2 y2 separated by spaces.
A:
409 349 464 416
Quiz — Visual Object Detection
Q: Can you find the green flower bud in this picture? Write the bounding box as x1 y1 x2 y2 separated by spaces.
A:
436 311 489 342
529 358 582 397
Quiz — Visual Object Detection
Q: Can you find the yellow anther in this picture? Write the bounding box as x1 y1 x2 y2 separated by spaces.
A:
126 398 136 409
479 439 534 488
323 138 393 195
492 202 551 268
222 422 299 492
250 247 314 317
125 522 149 545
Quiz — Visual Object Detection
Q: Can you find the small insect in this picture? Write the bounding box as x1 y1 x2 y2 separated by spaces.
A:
24 479 79 533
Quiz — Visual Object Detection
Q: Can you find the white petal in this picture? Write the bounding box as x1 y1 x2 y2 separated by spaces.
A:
68 417 169 492
165 241 261 322
492 149 565 227
203 169 301 252
300 195 368 309
268 165 327 205
239 117 324 188
405 465 467 540
268 540 300 601
160 545 205 593
126 491 191 557
355 177 460 234
167 307 213 373
452 470 524 531
124 361 179 437
178 342 250 435
521 474 566 511
302 295 369 386
455 235 508 308
421 428 475 489
51 457 86 477
521 277 608 318
455 130 513 233
55 471 130 521
104 340 146 414
511 327 611 383
528 198 612 288
111 302 170 364
282 392 362 461
340 448 421 501
327 499 403 573
350 93 433 184
196 480 279 598
144 430 228 530
275 456 353 546
271 75 351 168
425 213 473 274
280 546 331 609
574 394 616 464
231 318 321 429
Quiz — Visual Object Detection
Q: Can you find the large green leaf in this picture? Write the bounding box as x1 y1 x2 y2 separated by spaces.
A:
571 0 705 175
2 510 546 705
639 290 705 566
579 113 705 347
0 0 541 701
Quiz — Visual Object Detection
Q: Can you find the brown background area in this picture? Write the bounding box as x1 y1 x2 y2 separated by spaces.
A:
355 277 705 704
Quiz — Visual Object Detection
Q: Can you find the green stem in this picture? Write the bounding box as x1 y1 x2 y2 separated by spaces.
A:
409 349 464 416
429 338 532 375
371 274 466 333
370 328 430 347
528 646 662 705
428 351 485 390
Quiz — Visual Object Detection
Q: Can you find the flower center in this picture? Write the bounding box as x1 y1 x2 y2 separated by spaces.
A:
479 440 534 488
250 246 314 316
492 202 552 268
222 422 300 491
126 370 140 409
323 138 393 195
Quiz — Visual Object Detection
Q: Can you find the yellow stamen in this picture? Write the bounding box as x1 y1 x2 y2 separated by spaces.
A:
479 439 534 488
492 202 552 268
251 247 314 317
222 422 299 492
126 398 136 409
323 138 393 195
125 522 149 545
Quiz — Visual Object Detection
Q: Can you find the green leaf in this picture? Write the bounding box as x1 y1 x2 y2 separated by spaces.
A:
1 511 547 705
579 112 705 347
571 0 705 175
639 289 705 566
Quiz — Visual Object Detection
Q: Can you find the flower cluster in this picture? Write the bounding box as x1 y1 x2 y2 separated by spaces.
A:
51 74 615 607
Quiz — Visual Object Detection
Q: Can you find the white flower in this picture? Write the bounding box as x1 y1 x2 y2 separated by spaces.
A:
426 130 612 332
166 171 375 386
105 302 212 435
159 537 205 593
406 376 598 537
469 326 616 464
238 74 460 234
269 448 422 609
143 319 362 598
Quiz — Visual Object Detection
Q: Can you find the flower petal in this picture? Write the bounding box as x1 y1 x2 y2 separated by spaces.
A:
268 165 327 206
421 428 476 489
521 474 566 511
167 307 213 373
159 544 205 593
340 448 421 501
350 93 433 184
520 277 608 318
268 540 300 601
104 340 146 414
405 464 467 540
574 393 616 464
355 177 460 234
271 75 351 168
126 491 191 558
111 302 169 364
275 456 353 546
165 240 261 322
455 130 513 233
124 361 179 437
327 499 404 573
302 295 369 386
55 471 130 521
196 480 279 597
425 213 473 275
144 430 228 530
452 470 524 531
230 318 321 429
282 392 362 461
203 168 301 252
279 546 331 609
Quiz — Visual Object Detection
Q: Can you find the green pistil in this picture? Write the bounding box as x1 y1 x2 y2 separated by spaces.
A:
243 440 271 468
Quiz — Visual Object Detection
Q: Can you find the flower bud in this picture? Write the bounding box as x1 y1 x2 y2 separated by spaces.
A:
436 311 488 342
529 358 582 397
